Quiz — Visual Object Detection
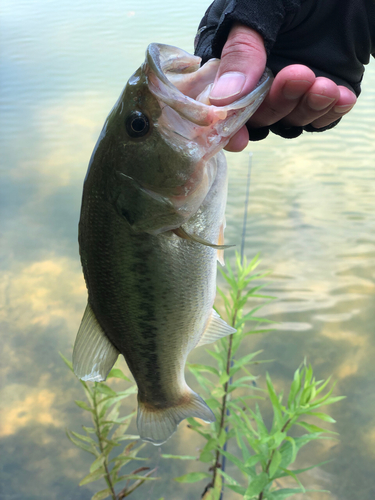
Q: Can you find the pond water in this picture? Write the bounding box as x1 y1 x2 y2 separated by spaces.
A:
1 1 374 500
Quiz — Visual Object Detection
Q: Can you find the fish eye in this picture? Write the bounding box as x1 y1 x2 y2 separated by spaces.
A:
125 111 150 138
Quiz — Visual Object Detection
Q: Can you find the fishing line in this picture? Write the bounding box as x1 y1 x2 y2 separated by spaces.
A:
219 152 253 500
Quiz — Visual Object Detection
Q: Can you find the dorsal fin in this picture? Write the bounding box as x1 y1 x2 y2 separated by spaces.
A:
73 303 119 382
197 309 236 347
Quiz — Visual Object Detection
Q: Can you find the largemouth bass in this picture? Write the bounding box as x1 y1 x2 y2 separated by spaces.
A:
73 43 272 445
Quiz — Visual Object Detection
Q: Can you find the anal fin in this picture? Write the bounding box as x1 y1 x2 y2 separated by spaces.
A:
197 309 236 347
73 302 119 382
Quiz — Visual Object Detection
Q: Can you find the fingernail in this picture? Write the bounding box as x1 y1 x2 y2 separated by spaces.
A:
333 103 354 114
209 72 246 100
282 80 312 100
307 94 335 111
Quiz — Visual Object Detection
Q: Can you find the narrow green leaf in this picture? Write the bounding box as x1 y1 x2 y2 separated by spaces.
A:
110 455 146 467
116 434 140 441
199 450 214 463
266 373 283 425
268 449 282 478
174 472 211 483
66 430 97 456
235 428 252 464
82 426 96 434
244 455 262 468
216 468 241 486
90 455 106 474
305 411 336 423
281 468 305 491
317 395 346 406
218 429 227 448
244 472 269 499
229 351 262 376
113 473 157 485
75 400 93 412
206 349 225 369
161 454 197 460
267 487 305 499
220 449 251 475
273 460 332 480
188 363 220 377
219 371 231 385
287 367 302 409
59 352 73 371
296 421 334 434
206 398 221 410
253 403 269 438
91 488 112 500
79 467 106 486
280 437 297 468
107 368 131 381
80 380 94 404
96 384 117 397
226 485 247 496
70 431 97 447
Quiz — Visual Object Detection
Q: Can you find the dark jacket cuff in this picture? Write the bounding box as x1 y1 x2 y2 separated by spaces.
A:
195 0 301 63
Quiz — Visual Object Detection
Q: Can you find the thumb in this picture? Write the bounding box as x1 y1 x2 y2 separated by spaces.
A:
209 24 267 106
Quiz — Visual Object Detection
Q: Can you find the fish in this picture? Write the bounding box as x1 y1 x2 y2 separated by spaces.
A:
73 43 272 445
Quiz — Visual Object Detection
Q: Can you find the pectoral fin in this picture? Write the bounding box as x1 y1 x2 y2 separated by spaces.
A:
173 225 234 250
197 309 236 347
217 219 226 266
73 303 119 382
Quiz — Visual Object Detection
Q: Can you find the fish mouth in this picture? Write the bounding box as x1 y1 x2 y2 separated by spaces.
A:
145 43 273 158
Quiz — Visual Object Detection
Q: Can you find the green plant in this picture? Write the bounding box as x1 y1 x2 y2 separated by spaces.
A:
216 362 344 499
162 254 344 500
63 253 344 500
61 355 157 500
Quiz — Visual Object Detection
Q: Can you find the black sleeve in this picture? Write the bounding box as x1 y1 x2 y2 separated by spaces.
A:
195 0 375 140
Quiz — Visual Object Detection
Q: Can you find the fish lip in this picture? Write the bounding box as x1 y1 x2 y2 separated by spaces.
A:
145 42 273 130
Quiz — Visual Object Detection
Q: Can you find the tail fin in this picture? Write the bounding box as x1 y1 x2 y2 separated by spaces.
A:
137 390 215 446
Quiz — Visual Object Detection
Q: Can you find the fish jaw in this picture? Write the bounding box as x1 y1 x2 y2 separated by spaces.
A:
139 43 273 228
86 44 272 236
146 43 273 158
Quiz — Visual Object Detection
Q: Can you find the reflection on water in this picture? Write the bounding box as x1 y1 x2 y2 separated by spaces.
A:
1 1 375 499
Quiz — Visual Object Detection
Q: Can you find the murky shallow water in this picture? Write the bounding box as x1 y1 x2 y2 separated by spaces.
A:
1 1 375 499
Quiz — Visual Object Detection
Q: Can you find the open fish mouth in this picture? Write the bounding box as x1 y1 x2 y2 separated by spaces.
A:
105 44 273 235
145 43 273 158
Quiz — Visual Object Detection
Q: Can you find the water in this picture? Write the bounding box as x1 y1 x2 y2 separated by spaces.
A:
1 1 374 499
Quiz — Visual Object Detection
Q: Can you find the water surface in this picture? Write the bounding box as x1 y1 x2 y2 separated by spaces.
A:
1 1 375 499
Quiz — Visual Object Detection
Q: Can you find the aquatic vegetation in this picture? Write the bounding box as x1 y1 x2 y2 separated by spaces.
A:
63 253 344 499
61 355 158 500
167 254 345 499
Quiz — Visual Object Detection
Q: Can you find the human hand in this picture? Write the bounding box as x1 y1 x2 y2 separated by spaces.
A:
208 24 357 151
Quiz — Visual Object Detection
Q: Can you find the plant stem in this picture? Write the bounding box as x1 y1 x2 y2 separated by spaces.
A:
210 290 241 494
93 387 117 500
258 418 292 500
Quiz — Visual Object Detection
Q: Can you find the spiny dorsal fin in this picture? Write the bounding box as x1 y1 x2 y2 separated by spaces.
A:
173 225 234 250
73 302 119 382
197 309 236 347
